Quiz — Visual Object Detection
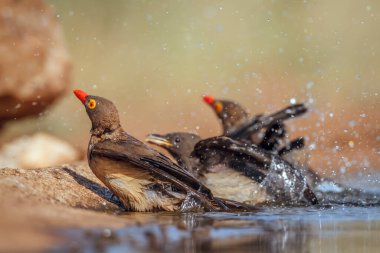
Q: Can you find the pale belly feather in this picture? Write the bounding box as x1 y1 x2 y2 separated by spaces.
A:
90 158 184 211
202 165 270 205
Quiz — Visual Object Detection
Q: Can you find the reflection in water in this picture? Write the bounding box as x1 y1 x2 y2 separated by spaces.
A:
55 206 380 253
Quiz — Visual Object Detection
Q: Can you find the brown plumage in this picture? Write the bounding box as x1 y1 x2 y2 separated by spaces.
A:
192 136 318 206
73 90 252 212
145 133 202 177
202 95 306 155
146 132 318 206
203 95 249 135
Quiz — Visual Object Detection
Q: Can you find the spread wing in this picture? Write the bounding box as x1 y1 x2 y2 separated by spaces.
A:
227 104 307 140
192 136 318 205
192 136 271 183
193 136 273 165
90 135 218 208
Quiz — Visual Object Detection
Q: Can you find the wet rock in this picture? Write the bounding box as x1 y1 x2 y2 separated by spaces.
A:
0 163 122 211
0 0 72 125
0 132 80 168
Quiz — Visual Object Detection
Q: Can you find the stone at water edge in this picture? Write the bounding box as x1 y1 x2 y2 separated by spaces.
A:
0 164 121 211
0 0 72 125
0 132 81 168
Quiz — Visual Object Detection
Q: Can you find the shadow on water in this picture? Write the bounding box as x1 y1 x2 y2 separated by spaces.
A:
53 206 380 253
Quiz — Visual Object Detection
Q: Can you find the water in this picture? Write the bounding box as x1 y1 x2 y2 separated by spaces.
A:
55 205 380 253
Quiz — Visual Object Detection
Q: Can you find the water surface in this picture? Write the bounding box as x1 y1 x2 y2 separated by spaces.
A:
56 205 380 253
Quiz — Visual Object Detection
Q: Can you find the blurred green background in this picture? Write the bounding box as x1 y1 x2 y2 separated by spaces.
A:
2 0 379 172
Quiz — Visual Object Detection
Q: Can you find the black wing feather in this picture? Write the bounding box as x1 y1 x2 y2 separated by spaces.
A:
90 139 218 210
228 104 307 140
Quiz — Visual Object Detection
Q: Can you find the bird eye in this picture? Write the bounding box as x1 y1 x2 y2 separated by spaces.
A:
88 99 97 109
175 137 181 143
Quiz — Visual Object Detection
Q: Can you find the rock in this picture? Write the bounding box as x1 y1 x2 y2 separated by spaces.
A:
0 0 72 125
0 163 122 211
0 164 134 252
0 132 81 168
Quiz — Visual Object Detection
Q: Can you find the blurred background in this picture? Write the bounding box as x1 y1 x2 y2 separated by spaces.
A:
0 0 378 177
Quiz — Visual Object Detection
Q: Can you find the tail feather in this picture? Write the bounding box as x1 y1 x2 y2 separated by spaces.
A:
214 197 259 211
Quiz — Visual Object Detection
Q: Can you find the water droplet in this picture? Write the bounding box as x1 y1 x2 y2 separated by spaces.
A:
306 80 314 89
309 143 316 150
348 120 356 127
102 228 112 238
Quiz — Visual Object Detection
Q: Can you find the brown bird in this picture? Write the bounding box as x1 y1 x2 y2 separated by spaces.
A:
145 132 202 177
202 97 325 188
147 133 380 207
146 132 318 206
73 89 251 212
202 95 306 155
202 95 249 135
192 136 318 206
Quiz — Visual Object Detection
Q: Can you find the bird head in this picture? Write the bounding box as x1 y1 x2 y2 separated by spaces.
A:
202 95 249 132
203 95 224 114
73 89 121 132
146 132 202 161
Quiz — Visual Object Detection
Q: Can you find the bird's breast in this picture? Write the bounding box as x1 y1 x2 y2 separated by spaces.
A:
89 156 183 211
202 164 270 205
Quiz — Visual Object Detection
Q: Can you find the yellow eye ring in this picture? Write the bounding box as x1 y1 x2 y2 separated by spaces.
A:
214 102 223 113
88 99 96 109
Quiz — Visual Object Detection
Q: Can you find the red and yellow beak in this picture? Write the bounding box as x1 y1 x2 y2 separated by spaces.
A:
203 95 215 105
73 89 88 104
203 95 223 113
